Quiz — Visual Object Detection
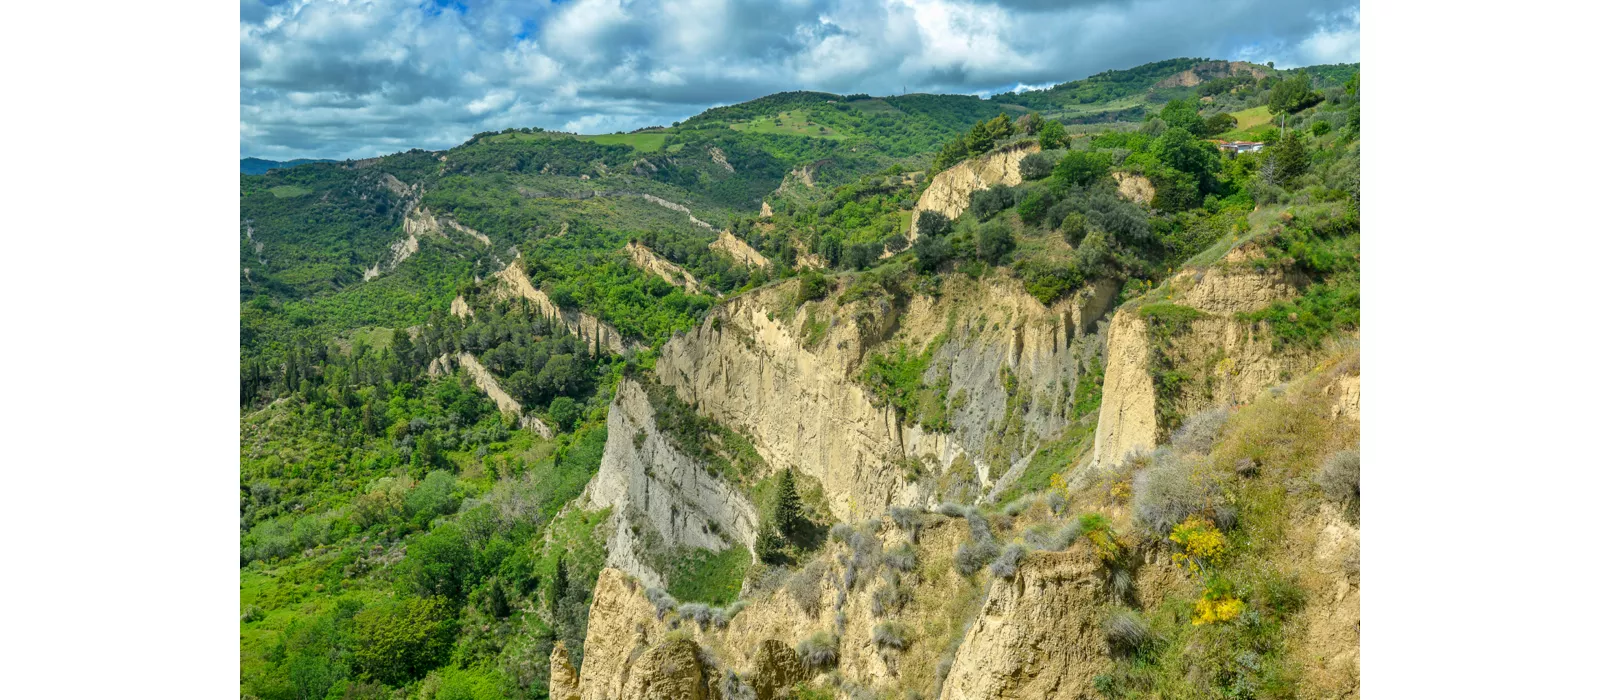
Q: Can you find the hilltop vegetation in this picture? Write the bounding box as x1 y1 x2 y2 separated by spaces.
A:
240 57 1357 700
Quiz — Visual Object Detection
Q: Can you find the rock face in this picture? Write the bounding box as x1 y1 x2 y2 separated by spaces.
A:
584 379 760 586
449 295 474 318
549 642 582 700
939 545 1111 700
1153 60 1269 88
1090 245 1312 470
456 353 523 417
576 570 671 700
626 241 706 295
710 230 770 270
493 263 627 355
749 640 804 700
1112 172 1155 206
910 142 1040 241
641 194 715 230
655 275 1117 520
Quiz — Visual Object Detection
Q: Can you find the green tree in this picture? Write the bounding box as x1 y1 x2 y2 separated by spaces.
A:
1017 189 1054 225
755 523 785 564
1269 130 1310 182
976 221 1016 264
352 597 457 686
1158 97 1205 135
1202 112 1238 137
404 523 475 601
774 468 804 538
1051 150 1110 188
548 396 580 431
916 211 952 239
1268 73 1323 115
1038 120 1068 150
1019 153 1054 181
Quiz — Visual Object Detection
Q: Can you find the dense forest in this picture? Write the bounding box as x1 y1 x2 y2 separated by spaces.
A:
241 57 1359 700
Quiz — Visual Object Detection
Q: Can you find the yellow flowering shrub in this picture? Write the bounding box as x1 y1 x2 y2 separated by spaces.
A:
1168 516 1226 573
1192 595 1245 625
1049 472 1071 502
1191 577 1244 626
1078 513 1123 563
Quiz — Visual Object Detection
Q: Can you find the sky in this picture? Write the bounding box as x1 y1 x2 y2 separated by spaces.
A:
241 0 1360 160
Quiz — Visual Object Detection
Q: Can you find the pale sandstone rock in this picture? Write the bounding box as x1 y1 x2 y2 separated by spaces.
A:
493 263 628 355
1112 172 1155 206
938 545 1110 700
711 230 771 270
550 642 582 700
627 240 707 295
910 142 1039 241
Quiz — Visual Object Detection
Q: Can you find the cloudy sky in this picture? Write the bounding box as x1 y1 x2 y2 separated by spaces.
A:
241 0 1360 160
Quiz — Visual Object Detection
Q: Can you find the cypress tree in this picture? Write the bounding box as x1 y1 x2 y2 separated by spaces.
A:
774 468 803 538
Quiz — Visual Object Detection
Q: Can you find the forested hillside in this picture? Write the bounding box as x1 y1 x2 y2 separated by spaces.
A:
240 58 1359 700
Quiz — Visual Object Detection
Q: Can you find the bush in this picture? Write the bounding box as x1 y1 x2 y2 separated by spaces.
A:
405 470 462 523
1130 450 1222 537
883 543 917 572
1051 151 1110 188
404 523 475 601
1169 407 1230 454
1017 189 1054 225
352 597 457 686
1317 450 1360 506
976 221 1015 264
645 587 679 618
795 271 829 304
1019 152 1055 180
797 632 840 670
1103 608 1151 654
916 210 952 240
954 539 1000 576
989 543 1026 579
969 186 1015 221
872 621 911 650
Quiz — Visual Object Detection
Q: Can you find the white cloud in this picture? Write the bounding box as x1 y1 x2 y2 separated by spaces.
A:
240 0 1360 159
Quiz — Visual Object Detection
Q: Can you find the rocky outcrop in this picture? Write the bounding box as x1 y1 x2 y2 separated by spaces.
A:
457 353 523 417
406 207 493 246
759 201 773 219
709 146 734 173
710 230 771 270
549 642 581 700
493 263 627 355
1089 245 1312 470
626 241 707 295
939 545 1110 700
449 295 474 318
1112 172 1154 206
583 379 760 586
910 142 1040 241
641 194 715 230
576 570 671 700
656 274 1117 521
1154 60 1269 88
364 231 420 281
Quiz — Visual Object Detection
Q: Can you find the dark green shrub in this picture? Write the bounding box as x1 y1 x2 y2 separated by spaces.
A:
1020 152 1055 180
548 396 579 432
1017 189 1054 225
795 271 828 304
1051 151 1111 188
976 221 1015 264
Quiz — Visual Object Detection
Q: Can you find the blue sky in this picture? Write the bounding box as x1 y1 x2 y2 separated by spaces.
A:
241 0 1360 160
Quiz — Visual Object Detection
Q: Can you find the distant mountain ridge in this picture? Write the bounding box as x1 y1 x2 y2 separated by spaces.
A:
240 157 336 175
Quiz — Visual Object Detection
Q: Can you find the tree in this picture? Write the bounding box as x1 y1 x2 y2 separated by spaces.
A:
548 396 579 431
1038 120 1068 150
1267 130 1310 183
1158 97 1205 135
1202 112 1238 137
976 221 1015 264
916 211 952 240
912 234 951 273
1017 189 1054 225
1019 153 1054 181
1267 73 1323 115
796 271 828 303
755 523 785 564
1154 127 1222 184
1051 151 1110 188
352 597 457 686
1016 112 1043 135
774 468 804 538
404 523 474 602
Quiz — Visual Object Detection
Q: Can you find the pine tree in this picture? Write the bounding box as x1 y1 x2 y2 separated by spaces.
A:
550 557 568 615
487 577 510 619
755 523 785 564
774 468 803 538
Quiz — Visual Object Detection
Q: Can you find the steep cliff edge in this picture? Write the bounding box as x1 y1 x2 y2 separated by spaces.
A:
655 272 1117 521
582 379 761 587
1090 244 1313 471
492 262 628 355
910 142 1040 241
626 240 708 295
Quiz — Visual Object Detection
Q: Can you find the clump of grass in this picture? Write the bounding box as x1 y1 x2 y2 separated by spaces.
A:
989 543 1027 579
1103 607 1152 655
1130 449 1229 537
645 587 678 619
872 621 912 651
1170 406 1230 454
883 543 917 572
797 631 840 671
1317 449 1359 508
954 539 1000 576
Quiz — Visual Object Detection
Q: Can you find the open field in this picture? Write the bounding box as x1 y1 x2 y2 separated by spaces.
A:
729 110 851 139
